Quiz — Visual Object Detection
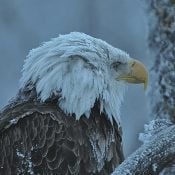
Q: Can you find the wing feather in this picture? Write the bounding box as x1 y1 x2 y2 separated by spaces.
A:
0 101 123 175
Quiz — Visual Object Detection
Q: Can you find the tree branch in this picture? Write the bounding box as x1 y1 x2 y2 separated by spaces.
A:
112 124 175 175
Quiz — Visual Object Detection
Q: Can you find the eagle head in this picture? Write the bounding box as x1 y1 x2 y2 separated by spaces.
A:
20 32 148 124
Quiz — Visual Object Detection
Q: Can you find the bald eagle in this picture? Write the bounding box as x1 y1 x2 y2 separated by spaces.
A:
0 32 148 175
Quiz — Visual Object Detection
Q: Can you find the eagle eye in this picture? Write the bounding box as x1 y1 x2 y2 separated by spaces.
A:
112 61 122 70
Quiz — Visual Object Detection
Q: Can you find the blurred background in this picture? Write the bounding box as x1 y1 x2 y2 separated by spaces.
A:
0 0 151 157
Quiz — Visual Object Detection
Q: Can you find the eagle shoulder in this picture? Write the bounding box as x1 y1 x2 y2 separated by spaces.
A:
0 100 123 175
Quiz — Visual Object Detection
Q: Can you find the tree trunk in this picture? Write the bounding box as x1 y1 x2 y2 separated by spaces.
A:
146 0 175 123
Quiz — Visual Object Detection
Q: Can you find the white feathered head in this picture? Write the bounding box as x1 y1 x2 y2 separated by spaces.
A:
20 32 148 123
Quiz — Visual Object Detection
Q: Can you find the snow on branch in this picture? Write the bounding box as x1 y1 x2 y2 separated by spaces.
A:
111 120 175 175
139 119 173 144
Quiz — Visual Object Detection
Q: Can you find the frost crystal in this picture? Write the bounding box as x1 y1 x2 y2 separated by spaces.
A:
90 130 115 171
16 149 25 158
10 118 18 125
152 163 158 172
16 148 34 174
139 119 173 143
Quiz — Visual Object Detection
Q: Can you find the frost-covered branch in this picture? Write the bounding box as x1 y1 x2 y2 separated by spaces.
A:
112 119 175 175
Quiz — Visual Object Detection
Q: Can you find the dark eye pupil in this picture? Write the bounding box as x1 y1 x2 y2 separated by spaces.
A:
112 61 122 69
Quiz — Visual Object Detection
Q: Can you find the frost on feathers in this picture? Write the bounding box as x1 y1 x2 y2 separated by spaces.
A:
89 129 115 171
20 32 130 124
16 149 34 174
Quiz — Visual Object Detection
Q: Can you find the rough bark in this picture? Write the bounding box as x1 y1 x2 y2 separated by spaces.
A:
112 123 175 175
146 0 175 122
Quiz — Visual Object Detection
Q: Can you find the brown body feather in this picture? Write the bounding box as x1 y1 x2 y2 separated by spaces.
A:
0 87 124 175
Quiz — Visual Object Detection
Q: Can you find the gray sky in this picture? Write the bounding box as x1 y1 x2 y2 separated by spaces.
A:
0 0 150 156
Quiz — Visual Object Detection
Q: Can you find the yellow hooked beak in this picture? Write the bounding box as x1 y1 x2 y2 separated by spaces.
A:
117 59 148 90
